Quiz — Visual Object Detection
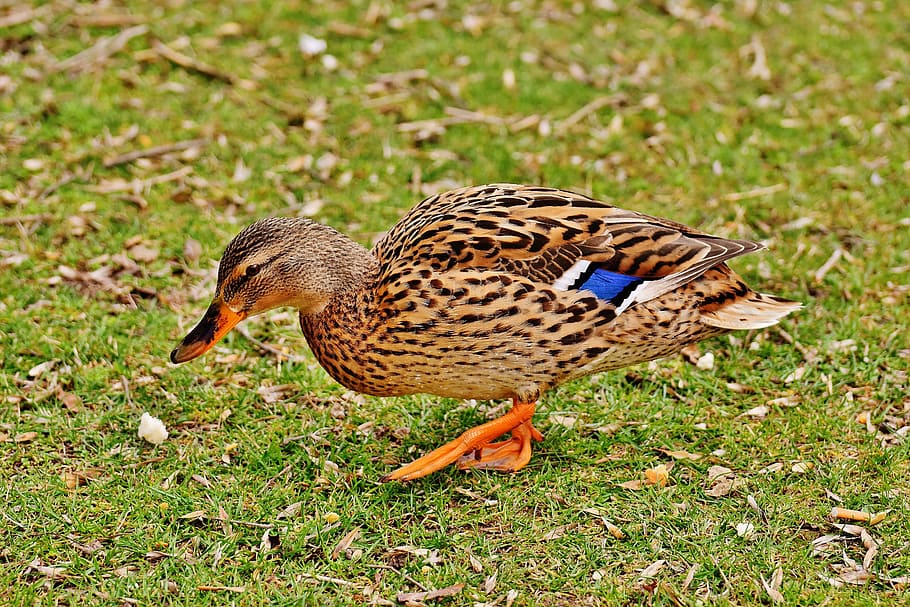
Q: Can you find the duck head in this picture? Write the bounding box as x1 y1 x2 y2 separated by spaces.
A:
170 217 370 364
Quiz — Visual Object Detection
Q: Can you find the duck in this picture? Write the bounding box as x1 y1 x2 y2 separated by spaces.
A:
170 184 800 481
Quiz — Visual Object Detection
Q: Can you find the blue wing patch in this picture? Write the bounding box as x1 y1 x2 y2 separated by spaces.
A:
578 269 644 304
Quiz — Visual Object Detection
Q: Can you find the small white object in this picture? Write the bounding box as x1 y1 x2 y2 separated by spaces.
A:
138 412 169 445
736 522 755 538
321 54 339 71
696 352 715 370
298 34 326 57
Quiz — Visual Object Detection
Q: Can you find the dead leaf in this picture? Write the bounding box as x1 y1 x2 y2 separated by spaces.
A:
58 391 83 413
644 464 670 487
542 523 576 541
638 560 666 578
705 466 744 497
331 528 360 560
396 583 464 603
128 243 159 263
707 465 732 482
549 413 577 428
618 479 644 490
276 502 302 519
26 559 66 579
258 528 279 552
761 567 784 603
791 461 814 473
657 448 702 460
740 405 769 419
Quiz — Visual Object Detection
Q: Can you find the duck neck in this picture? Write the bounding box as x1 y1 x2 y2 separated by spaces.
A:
322 238 378 301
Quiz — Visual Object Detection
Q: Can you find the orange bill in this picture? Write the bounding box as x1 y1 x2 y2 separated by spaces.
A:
170 298 246 364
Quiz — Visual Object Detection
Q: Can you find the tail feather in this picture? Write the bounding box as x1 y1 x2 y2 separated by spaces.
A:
701 293 802 330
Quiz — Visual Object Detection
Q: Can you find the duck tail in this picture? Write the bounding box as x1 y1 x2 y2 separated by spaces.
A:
701 291 803 330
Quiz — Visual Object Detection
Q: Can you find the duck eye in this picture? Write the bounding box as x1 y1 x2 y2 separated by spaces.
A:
245 264 261 277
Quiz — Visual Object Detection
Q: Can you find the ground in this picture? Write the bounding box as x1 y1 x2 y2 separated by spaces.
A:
1 1 908 605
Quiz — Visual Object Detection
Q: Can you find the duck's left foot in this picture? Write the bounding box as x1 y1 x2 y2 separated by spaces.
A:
456 421 544 472
381 400 538 482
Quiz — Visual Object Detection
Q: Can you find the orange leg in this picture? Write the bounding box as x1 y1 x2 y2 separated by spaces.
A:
381 400 543 482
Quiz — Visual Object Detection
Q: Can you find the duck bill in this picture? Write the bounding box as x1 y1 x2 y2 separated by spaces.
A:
170 298 246 364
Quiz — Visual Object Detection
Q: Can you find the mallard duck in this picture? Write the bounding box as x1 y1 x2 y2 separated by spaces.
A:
171 184 800 481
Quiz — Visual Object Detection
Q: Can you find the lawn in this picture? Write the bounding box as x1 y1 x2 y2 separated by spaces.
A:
1 1 908 605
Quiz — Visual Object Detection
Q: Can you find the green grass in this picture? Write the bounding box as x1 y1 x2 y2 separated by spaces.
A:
2 1 909 605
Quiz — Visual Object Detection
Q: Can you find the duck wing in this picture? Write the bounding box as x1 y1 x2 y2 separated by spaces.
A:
373 184 763 314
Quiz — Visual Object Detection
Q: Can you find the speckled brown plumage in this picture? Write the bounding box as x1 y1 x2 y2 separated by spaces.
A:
171 184 801 480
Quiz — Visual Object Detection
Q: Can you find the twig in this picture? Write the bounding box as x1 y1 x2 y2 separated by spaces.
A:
814 248 843 283
120 376 134 408
366 563 427 591
197 585 245 592
228 519 274 529
265 463 293 489
0 214 52 225
775 327 813 360
236 325 308 363
153 39 235 84
560 95 617 130
0 6 47 28
53 25 148 73
396 116 462 133
297 572 359 588
70 14 145 28
444 106 506 126
722 183 787 201
39 172 79 199
86 166 192 194
103 138 207 168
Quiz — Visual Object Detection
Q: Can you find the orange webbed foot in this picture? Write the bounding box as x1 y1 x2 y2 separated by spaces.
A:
456 420 544 472
381 400 538 482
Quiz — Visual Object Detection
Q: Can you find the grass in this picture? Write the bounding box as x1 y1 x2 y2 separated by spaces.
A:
1 1 908 605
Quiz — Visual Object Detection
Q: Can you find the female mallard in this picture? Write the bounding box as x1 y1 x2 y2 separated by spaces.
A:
171 184 800 481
